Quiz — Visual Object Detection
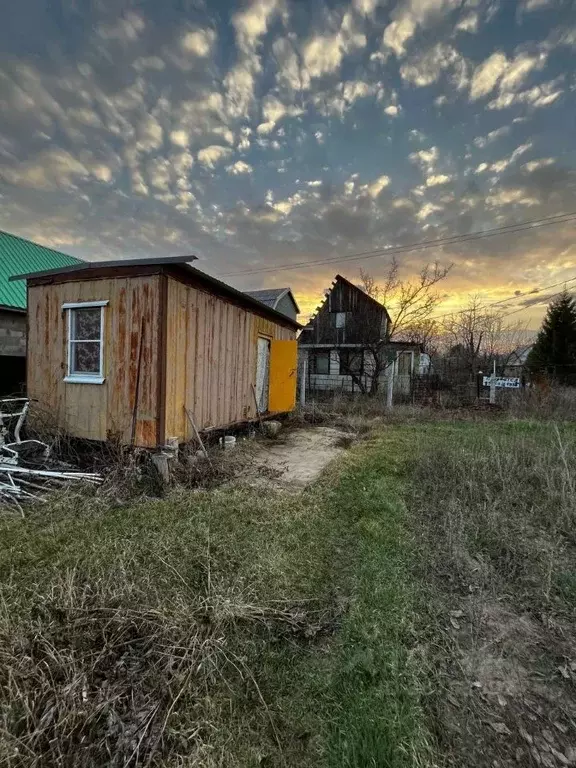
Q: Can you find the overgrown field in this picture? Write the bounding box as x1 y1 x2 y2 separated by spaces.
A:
1 417 575 767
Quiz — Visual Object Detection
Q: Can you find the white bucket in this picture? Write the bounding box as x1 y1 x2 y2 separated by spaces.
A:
219 435 236 450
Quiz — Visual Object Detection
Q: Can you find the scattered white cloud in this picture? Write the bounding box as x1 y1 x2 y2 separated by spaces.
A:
486 188 539 207
470 52 508 99
353 0 379 15
224 63 257 118
416 201 443 220
197 145 233 168
473 125 511 148
520 0 555 10
381 0 462 58
523 157 555 172
488 78 563 109
232 0 285 54
365 174 390 198
470 51 546 101
383 15 417 57
306 179 323 187
256 95 303 134
170 130 189 148
455 12 479 33
226 160 253 175
384 104 400 116
181 28 216 57
135 115 163 153
409 146 439 171
97 12 145 42
0 149 110 190
475 162 489 173
400 43 468 89
301 11 366 79
426 173 451 186
133 56 165 71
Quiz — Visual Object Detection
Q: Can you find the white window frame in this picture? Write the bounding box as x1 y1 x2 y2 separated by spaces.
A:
62 300 108 384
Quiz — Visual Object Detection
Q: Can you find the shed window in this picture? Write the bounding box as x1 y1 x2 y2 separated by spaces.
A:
63 301 108 384
311 350 331 375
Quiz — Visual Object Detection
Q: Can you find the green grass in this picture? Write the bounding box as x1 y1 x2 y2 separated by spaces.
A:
0 435 433 767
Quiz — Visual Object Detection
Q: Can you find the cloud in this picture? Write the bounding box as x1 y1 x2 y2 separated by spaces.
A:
181 29 216 57
232 0 284 54
473 125 511 148
520 0 556 10
381 0 462 58
426 174 451 186
416 201 443 220
353 0 379 14
469 52 509 99
383 15 416 57
365 175 390 198
301 11 366 79
486 188 539 207
133 56 165 71
170 130 189 148
226 160 253 175
135 115 163 153
256 95 303 134
97 12 145 42
224 62 257 118
400 43 468 89
0 149 111 190
384 105 400 116
487 78 563 110
409 146 439 171
470 51 546 101
197 145 233 168
523 158 555 172
455 12 479 33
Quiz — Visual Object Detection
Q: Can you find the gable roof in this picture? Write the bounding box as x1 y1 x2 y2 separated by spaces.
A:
244 287 300 314
303 273 391 330
0 231 82 310
12 256 302 330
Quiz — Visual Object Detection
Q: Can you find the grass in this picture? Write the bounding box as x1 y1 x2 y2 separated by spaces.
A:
0 434 432 767
3 409 576 767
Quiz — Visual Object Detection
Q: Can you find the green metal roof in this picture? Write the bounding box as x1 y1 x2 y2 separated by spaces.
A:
0 231 82 310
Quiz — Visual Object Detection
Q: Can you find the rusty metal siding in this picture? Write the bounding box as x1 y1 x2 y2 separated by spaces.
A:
27 275 161 446
164 277 295 441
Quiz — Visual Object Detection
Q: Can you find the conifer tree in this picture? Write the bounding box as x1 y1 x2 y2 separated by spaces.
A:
526 291 576 385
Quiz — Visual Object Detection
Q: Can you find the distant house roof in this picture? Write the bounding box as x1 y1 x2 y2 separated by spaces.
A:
12 256 301 330
244 287 300 315
508 343 533 366
0 231 82 310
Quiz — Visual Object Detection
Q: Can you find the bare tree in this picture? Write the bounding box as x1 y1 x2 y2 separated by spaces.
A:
338 259 452 395
443 296 529 377
360 258 452 341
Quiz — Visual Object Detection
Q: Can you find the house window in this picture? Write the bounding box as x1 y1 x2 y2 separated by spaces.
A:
310 350 331 375
335 312 347 329
63 301 108 384
339 349 363 376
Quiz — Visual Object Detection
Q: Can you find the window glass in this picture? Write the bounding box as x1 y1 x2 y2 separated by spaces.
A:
311 351 330 375
69 306 103 376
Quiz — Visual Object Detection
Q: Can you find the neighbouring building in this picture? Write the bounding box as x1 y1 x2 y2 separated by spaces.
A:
244 288 300 321
0 231 81 395
503 343 533 377
14 256 300 447
298 274 421 395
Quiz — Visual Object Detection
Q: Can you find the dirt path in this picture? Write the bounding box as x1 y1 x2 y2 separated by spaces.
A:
246 426 349 489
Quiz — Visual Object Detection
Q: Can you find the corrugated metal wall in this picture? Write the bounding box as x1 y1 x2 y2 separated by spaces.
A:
164 277 294 441
27 275 161 445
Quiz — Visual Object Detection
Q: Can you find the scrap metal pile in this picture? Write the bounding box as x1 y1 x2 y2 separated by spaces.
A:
0 399 102 515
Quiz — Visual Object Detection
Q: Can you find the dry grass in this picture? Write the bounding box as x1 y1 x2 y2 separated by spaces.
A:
409 422 576 767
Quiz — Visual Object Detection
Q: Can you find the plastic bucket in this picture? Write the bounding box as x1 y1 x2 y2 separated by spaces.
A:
219 435 236 450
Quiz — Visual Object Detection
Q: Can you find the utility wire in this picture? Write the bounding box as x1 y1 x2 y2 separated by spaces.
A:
219 210 576 278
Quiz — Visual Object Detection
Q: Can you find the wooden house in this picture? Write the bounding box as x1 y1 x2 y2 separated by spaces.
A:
13 256 300 446
298 274 420 394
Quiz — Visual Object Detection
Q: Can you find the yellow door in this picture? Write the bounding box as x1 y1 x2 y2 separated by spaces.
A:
268 339 298 412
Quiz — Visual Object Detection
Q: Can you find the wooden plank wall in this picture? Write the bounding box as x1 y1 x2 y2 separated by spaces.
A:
164 278 294 441
27 275 161 445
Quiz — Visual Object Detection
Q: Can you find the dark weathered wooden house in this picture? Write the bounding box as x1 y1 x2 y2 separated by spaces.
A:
298 274 420 394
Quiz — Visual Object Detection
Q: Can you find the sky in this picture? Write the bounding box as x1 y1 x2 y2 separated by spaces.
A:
0 0 575 324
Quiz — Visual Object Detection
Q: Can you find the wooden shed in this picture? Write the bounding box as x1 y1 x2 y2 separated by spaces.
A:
13 257 300 447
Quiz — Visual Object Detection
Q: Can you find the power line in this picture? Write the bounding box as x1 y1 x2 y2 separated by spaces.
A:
219 210 576 278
